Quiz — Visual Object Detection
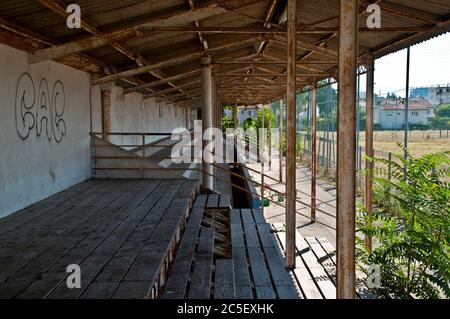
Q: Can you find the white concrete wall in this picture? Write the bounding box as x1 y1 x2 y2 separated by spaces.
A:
376 109 432 129
91 84 192 146
0 44 91 218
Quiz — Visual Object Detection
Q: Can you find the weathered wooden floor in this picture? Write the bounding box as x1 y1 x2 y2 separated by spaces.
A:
272 223 378 299
162 197 300 299
0 178 197 299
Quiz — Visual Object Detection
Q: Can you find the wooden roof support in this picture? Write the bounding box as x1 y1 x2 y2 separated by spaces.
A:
188 0 209 51
336 0 358 300
364 53 375 253
0 14 106 74
285 0 296 270
142 80 200 99
93 35 270 85
36 0 194 100
30 2 228 63
124 69 201 94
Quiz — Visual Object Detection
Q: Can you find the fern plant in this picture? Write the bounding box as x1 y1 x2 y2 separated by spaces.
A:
357 146 450 299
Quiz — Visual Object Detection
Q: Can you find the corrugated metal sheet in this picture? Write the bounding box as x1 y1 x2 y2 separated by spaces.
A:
0 0 449 104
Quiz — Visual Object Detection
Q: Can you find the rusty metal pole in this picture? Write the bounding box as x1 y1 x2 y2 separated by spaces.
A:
269 102 273 170
234 103 238 129
201 56 214 190
365 54 375 252
285 0 297 269
337 0 358 299
311 82 317 222
279 98 284 183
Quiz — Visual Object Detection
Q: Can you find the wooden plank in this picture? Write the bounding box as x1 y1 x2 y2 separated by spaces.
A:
256 223 276 248
112 281 152 299
43 181 172 298
251 208 266 224
243 222 259 248
295 233 336 299
214 259 235 299
9 181 163 299
218 194 231 208
272 224 322 299
232 247 253 299
230 209 241 225
255 285 277 299
231 222 245 248
314 237 378 299
235 286 253 299
162 195 207 299
188 227 215 299
247 247 272 286
206 194 219 208
240 208 254 224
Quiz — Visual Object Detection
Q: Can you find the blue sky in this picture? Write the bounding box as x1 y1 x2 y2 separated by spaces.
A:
373 32 450 97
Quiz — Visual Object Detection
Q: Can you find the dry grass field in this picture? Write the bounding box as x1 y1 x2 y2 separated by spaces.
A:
314 130 450 160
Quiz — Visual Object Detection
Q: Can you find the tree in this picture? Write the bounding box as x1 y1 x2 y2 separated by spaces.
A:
357 147 450 298
431 104 450 130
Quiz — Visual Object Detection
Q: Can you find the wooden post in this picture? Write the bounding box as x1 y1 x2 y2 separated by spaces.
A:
285 0 297 269
311 82 317 222
101 90 111 142
201 56 214 190
336 0 358 299
279 98 283 183
365 53 375 252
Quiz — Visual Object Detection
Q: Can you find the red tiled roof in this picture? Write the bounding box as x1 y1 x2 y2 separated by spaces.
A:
380 98 433 110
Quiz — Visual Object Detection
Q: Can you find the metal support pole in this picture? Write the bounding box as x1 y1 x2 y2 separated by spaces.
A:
234 103 238 129
269 103 273 170
201 56 214 190
311 82 317 222
336 0 358 299
279 98 284 183
365 54 375 252
285 0 297 269
404 47 411 160
356 73 361 187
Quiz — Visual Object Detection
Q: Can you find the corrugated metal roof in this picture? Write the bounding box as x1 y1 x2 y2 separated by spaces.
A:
0 0 449 105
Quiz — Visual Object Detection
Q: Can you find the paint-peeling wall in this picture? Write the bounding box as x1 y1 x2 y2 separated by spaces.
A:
0 44 91 218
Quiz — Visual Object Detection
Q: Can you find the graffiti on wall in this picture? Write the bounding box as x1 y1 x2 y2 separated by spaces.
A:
15 73 67 143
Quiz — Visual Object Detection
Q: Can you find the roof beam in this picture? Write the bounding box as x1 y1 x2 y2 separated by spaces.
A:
93 35 270 84
0 14 106 74
30 3 227 63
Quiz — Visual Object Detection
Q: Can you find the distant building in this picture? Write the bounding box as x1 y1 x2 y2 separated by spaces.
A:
375 97 434 129
410 84 450 106
237 106 259 124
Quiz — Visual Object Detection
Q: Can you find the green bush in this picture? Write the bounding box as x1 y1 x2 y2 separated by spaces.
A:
357 146 450 298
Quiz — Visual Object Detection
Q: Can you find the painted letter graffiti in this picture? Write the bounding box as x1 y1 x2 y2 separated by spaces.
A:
15 73 67 143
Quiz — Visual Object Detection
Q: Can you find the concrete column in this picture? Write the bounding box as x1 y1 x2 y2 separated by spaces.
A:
285 0 297 269
365 54 375 252
201 56 214 189
337 0 358 299
311 82 317 222
101 89 111 142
